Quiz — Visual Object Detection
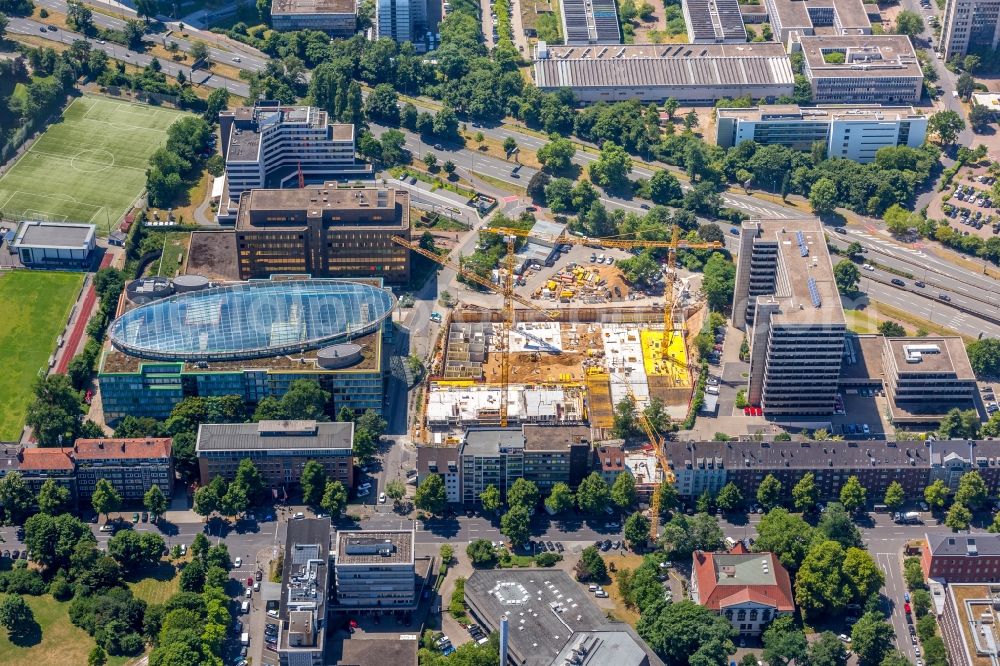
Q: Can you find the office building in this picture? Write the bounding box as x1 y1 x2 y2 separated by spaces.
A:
940 0 1000 59
460 429 525 504
733 218 845 415
691 543 795 636
922 533 1000 582
11 221 95 269
521 424 592 490
764 0 871 42
882 337 978 424
533 42 794 103
415 445 461 502
100 278 393 423
196 420 354 489
561 0 621 44
277 518 331 666
464 569 664 666
217 102 369 221
73 438 173 501
799 35 923 104
234 185 411 283
716 104 927 162
938 582 1000 666
376 0 428 44
333 530 416 609
270 0 357 34
682 0 746 43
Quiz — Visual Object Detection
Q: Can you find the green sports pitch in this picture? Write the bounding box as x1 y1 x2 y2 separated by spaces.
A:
0 95 185 232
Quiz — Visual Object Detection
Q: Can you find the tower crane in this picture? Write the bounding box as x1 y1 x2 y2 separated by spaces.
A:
390 236 560 428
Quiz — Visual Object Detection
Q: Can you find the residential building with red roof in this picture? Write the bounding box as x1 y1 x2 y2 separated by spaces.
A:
18 447 77 497
691 544 795 636
73 438 173 501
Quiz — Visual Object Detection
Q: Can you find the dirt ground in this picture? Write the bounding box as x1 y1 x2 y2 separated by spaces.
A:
481 322 604 383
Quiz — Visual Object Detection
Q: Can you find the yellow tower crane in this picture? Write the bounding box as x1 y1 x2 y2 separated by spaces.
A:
390 236 560 428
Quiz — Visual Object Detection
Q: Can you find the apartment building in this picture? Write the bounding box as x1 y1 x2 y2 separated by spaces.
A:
196 420 354 490
460 429 526 504
928 439 1000 496
270 0 356 34
16 448 76 498
941 0 1000 59
595 442 626 485
734 218 845 415
333 530 416 609
521 424 591 491
217 102 369 220
415 445 461 502
716 105 927 162
882 337 978 424
278 518 331 666
799 35 923 104
922 533 1000 582
376 0 427 44
73 438 173 501
691 543 795 636
764 0 871 42
234 185 411 282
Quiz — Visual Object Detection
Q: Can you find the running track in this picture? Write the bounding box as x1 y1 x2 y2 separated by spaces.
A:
55 252 113 375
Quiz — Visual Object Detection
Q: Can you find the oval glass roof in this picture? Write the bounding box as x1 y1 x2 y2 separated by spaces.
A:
109 279 395 362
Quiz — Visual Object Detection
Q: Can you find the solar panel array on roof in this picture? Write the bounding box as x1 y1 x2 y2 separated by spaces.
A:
807 277 822 308
796 230 809 257
561 0 621 44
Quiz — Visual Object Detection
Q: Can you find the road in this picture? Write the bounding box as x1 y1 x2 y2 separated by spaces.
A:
8 16 252 96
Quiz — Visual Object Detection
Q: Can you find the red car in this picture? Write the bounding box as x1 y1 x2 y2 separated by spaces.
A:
246 577 254 587
904 602 911 614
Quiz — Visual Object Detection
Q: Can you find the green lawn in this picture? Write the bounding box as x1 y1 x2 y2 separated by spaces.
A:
0 95 185 232
0 271 84 440
0 594 130 666
127 562 180 605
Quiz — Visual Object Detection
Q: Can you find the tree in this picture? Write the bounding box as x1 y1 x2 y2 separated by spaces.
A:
575 546 606 581
815 502 864 549
190 532 210 561
576 473 611 514
88 645 108 666
660 512 724 559
432 105 459 139
957 71 976 99
894 9 924 36
279 380 330 421
479 484 502 513
702 253 736 311
232 458 263 504
414 474 448 515
613 396 637 439
839 476 867 514
623 512 651 548
203 88 229 123
122 18 144 49
364 83 400 124
109 530 164 571
755 508 814 571
507 478 540 514
588 141 632 189
834 259 861 293
809 177 838 216
300 460 328 507
500 506 531 547
503 136 517 157
544 482 574 515
189 41 209 67
928 110 965 145
808 631 848 666
946 502 972 531
423 152 438 170
636 600 736 665
192 478 222 518
0 595 33 638
320 480 347 518
851 612 894 666
912 588 932 617
92 479 121 520
25 374 82 447
955 470 988 510
526 171 550 203
664 98 679 119
879 651 912 666
67 0 94 32
792 473 819 512
657 481 680 516
466 539 496 567
385 479 406 505
795 540 852 619
715 483 743 513
762 615 808 666
844 547 884 603
143 485 168 522
611 472 637 511
756 474 783 511
883 481 905 511
179 558 205 592
648 170 682 204
536 136 575 172
924 479 951 511
37 478 71 516
938 407 980 439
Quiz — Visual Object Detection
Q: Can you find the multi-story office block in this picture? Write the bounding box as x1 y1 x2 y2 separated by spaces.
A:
270 0 357 35
73 438 173 501
234 186 410 282
375 0 427 44
520 424 591 491
941 0 1000 59
882 337 978 423
196 420 353 489
716 105 927 162
217 102 370 221
278 518 331 666
460 429 525 504
764 0 871 42
334 530 416 609
734 218 845 415
799 36 923 104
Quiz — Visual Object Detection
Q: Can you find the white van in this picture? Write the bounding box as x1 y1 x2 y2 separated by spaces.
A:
241 600 250 614
241 632 250 646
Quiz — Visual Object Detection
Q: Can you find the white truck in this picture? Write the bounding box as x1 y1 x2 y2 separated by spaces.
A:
894 511 922 525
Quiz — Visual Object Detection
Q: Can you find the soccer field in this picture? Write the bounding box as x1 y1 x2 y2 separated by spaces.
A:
0 271 84 442
0 95 186 232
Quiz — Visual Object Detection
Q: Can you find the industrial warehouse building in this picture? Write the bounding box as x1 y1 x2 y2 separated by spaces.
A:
560 0 621 44
11 221 96 269
682 0 747 43
715 105 927 162
234 185 411 283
